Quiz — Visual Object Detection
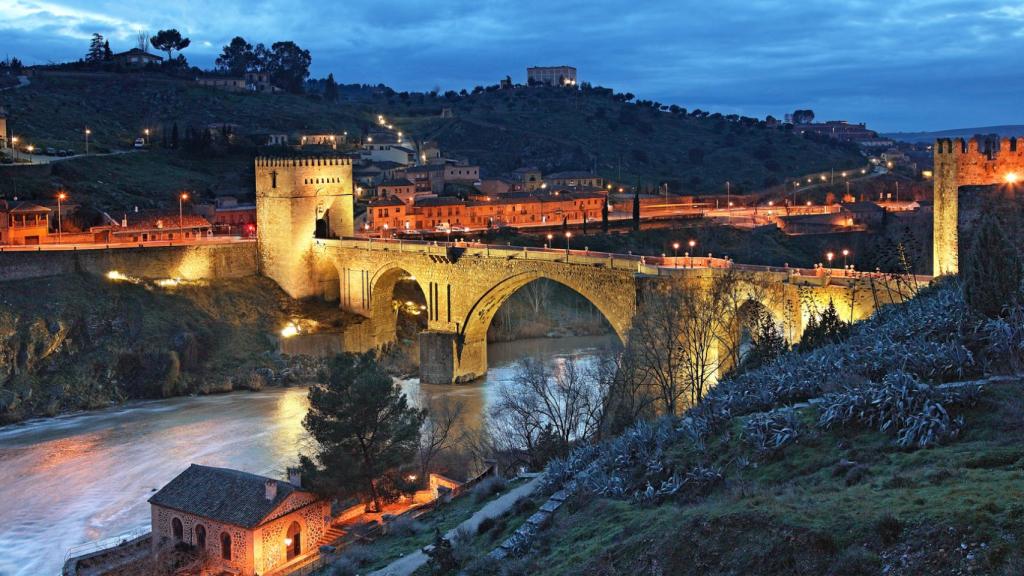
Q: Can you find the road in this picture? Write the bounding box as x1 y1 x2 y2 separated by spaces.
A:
0 236 254 252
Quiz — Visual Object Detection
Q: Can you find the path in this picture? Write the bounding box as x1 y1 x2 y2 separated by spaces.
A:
0 75 29 91
368 476 543 576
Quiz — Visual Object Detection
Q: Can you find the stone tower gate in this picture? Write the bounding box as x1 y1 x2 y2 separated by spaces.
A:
933 137 1024 275
255 155 354 298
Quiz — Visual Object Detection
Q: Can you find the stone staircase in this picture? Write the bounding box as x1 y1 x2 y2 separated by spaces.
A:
318 524 347 548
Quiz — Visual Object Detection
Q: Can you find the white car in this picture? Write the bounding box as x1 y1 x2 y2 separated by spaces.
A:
134 138 145 148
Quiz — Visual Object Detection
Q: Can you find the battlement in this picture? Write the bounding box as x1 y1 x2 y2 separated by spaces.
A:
255 156 352 168
935 137 1022 157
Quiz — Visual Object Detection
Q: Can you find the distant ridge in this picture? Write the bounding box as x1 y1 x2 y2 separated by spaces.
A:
886 124 1024 144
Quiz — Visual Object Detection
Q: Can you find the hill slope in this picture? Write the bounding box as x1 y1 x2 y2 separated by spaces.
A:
467 281 1024 575
886 124 1024 144
1 74 863 209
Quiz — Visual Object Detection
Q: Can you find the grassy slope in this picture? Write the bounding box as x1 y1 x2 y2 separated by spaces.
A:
532 384 1024 575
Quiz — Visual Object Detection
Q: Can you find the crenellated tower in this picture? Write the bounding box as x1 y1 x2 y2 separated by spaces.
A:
255 155 354 298
932 137 1024 275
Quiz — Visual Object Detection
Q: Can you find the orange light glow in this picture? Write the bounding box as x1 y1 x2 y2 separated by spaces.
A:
1006 173 1020 185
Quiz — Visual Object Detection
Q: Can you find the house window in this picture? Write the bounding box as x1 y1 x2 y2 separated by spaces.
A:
221 532 232 560
271 171 277 188
195 524 206 548
171 518 183 541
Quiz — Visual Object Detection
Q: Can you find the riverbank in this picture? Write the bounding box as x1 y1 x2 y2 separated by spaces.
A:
0 273 356 424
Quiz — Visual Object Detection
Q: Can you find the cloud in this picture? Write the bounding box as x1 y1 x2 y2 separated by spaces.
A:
0 0 1021 130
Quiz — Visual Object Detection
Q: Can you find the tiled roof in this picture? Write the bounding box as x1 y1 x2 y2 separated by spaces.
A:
9 202 51 213
149 464 305 528
414 196 464 207
115 211 211 232
370 196 406 206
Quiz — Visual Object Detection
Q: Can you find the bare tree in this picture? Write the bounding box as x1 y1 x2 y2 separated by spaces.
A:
488 356 605 469
520 279 552 317
594 347 657 437
417 396 464 480
136 30 150 53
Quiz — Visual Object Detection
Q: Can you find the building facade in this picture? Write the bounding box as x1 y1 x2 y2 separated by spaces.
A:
527 66 577 86
112 48 163 68
149 465 330 576
1 202 50 245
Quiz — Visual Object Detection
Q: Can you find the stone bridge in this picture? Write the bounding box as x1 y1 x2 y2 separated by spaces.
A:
253 154 923 384
299 238 918 383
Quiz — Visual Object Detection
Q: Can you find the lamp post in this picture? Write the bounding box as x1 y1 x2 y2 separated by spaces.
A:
11 136 18 161
826 251 834 271
842 249 850 269
84 128 91 154
57 191 67 243
726 180 731 220
688 239 696 268
672 241 680 267
143 128 150 144
564 231 572 260
178 192 189 240
546 233 553 249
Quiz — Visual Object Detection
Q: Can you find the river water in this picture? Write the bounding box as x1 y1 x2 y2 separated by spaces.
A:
0 335 614 576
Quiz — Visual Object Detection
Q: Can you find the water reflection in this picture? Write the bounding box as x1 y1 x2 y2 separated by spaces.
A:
0 334 614 576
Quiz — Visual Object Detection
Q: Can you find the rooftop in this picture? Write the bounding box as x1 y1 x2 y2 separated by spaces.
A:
149 464 306 528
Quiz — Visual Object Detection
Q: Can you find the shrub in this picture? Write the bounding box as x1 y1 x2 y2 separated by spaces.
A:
389 515 426 537
472 476 508 503
828 546 881 576
743 407 805 453
477 516 496 535
875 514 902 546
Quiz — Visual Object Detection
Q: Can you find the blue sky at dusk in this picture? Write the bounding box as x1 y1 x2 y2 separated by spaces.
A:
2 0 1023 132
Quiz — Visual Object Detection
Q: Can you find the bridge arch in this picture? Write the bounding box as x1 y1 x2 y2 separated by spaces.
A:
369 264 429 346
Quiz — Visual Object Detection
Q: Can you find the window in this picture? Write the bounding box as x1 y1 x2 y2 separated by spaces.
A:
221 532 232 560
171 518 183 541
195 524 206 548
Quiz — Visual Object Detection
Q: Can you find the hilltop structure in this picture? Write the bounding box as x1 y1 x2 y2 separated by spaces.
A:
933 137 1024 275
527 65 577 86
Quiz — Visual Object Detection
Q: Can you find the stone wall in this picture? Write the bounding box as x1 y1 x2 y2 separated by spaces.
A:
0 242 257 283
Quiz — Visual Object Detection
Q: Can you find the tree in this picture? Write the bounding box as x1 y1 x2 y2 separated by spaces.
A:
687 147 705 165
150 29 191 61
299 352 426 512
417 397 463 480
267 41 312 94
103 40 113 61
601 199 609 233
792 109 815 125
324 73 339 102
739 313 787 372
632 187 640 231
964 211 1022 318
87 33 106 62
582 211 588 235
215 36 252 76
799 300 849 351
135 30 149 52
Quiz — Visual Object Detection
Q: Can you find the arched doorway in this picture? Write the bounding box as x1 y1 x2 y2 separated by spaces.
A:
220 532 232 560
285 521 302 561
194 524 206 548
171 517 183 541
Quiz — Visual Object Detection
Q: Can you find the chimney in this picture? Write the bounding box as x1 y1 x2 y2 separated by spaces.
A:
287 468 302 488
121 214 128 228
265 479 277 501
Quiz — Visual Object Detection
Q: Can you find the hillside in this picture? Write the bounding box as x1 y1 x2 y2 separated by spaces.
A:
371 85 864 193
0 273 351 424
456 280 1024 575
0 73 863 210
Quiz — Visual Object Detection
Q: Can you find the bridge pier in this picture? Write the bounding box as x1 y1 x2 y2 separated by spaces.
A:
419 331 487 384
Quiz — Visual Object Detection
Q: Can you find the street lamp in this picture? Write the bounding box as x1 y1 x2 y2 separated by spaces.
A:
842 248 850 269
826 251 834 270
10 136 17 161
178 192 189 240
57 191 67 243
85 128 91 154
546 233 553 249
688 239 696 267
564 231 572 260
672 241 680 267
144 128 150 144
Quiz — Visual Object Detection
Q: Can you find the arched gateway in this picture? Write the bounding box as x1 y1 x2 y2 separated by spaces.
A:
256 156 920 384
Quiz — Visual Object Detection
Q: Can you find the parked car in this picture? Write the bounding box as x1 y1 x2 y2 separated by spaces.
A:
45 147 57 156
134 138 145 148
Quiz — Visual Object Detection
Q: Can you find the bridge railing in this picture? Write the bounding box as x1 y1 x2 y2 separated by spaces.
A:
318 237 931 285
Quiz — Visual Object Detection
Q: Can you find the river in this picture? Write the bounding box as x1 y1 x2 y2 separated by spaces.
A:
0 334 615 576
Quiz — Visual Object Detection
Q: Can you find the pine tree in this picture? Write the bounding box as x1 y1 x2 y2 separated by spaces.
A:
87 33 105 62
103 40 113 61
601 199 609 233
964 211 1022 318
799 300 849 351
299 352 425 512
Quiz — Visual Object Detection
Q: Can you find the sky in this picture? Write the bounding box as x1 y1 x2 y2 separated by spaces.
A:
2 0 1023 132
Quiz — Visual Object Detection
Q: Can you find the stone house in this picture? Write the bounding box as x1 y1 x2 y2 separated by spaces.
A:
545 171 604 189
94 210 212 243
149 464 330 576
112 48 163 68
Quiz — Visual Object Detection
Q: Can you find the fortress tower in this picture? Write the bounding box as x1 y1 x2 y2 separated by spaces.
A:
255 155 354 298
933 137 1024 275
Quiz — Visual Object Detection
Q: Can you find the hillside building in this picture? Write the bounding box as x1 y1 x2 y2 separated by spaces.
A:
528 65 577 86
0 106 8 150
112 48 163 68
0 201 50 245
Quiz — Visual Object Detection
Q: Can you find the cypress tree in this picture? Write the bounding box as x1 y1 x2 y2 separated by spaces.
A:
632 186 640 231
601 199 609 233
964 212 1022 318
